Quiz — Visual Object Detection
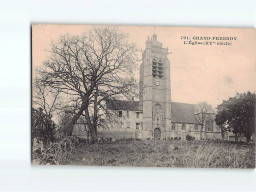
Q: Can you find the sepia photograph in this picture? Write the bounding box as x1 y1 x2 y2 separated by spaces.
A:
31 24 255 168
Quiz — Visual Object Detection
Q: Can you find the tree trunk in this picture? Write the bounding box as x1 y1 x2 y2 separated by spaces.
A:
245 132 252 143
64 100 88 136
84 106 98 141
65 123 75 136
93 86 99 137
221 127 225 140
84 86 99 142
235 133 238 141
90 127 97 141
200 124 204 140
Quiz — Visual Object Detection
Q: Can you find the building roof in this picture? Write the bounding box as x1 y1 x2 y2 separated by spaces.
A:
171 102 198 124
106 100 142 111
106 100 199 124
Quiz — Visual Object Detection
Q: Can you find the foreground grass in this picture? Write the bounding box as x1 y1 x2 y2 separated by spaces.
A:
63 140 255 168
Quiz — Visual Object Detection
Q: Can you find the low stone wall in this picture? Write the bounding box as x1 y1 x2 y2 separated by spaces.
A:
73 124 136 139
73 123 226 141
98 131 135 139
204 132 222 140
188 131 201 140
167 130 224 140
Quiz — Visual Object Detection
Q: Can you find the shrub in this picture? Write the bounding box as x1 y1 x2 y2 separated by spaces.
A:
32 136 78 165
32 107 56 147
186 135 195 141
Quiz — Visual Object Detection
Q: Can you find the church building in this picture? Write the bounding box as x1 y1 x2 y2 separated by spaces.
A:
102 34 222 140
73 34 222 140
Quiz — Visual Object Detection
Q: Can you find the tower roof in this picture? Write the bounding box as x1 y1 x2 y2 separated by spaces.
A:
152 33 157 41
146 33 162 48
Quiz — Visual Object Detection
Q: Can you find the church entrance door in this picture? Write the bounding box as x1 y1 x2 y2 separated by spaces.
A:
154 128 161 140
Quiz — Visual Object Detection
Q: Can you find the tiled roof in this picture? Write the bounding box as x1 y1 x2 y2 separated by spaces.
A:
106 100 199 124
106 100 142 111
171 102 198 124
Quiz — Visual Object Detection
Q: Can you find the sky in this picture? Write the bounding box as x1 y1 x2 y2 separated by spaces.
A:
32 24 256 108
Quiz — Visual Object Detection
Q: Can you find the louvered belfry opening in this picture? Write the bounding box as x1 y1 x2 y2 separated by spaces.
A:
152 58 164 78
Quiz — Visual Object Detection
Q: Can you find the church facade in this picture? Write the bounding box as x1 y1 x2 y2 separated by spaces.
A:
73 34 223 140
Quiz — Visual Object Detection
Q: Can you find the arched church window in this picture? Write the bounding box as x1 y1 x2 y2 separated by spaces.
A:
182 124 186 130
158 62 164 78
206 121 213 131
152 59 164 78
153 104 162 112
152 59 158 78
172 123 176 130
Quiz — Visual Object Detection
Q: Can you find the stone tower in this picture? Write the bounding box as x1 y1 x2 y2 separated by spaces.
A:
139 34 171 139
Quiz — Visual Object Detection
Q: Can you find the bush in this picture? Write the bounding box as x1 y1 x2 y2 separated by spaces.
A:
32 136 78 165
32 107 56 147
186 135 195 141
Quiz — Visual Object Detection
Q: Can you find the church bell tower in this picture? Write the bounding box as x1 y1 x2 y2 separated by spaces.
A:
139 34 171 139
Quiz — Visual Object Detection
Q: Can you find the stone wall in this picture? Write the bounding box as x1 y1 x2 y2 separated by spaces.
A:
98 131 135 139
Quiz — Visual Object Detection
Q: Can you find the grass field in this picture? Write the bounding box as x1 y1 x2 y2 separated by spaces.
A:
63 140 255 168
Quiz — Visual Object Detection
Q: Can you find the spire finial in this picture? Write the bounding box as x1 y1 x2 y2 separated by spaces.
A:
152 26 157 41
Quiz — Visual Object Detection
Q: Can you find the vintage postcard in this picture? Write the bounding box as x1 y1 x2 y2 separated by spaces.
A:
32 24 255 168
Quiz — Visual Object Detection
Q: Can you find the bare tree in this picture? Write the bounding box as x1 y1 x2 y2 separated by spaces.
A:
33 77 61 118
195 101 215 140
37 27 138 140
